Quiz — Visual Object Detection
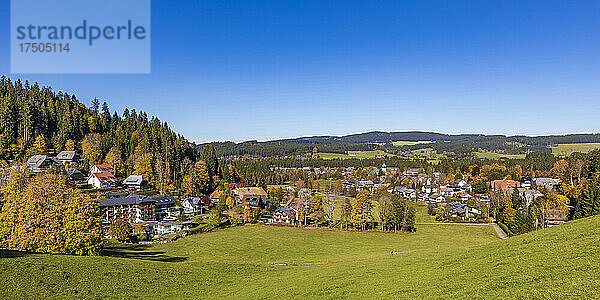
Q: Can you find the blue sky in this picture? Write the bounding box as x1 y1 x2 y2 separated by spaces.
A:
1 0 600 143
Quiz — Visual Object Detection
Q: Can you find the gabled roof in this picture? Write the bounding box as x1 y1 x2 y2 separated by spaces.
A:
27 155 58 168
56 151 77 161
123 175 147 185
93 164 115 173
235 187 267 197
91 171 117 183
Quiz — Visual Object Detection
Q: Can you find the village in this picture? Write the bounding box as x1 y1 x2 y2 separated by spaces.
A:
22 150 569 242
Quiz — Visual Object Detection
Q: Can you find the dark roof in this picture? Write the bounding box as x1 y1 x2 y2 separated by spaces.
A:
66 168 82 176
96 194 150 207
147 195 177 206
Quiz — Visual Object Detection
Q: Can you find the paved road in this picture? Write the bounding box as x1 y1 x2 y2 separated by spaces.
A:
490 223 508 239
416 222 508 239
416 222 490 225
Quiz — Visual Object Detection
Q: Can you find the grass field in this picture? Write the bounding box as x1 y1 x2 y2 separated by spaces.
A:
1 214 599 298
474 151 526 160
550 143 600 156
392 140 434 146
317 150 396 160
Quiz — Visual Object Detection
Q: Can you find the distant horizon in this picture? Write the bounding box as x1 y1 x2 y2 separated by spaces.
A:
200 129 600 144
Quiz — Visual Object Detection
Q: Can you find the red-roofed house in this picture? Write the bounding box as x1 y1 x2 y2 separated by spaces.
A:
88 169 118 189
490 180 520 193
90 164 116 176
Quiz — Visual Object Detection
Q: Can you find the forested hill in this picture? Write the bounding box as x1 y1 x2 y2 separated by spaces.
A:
206 131 600 157
0 76 199 188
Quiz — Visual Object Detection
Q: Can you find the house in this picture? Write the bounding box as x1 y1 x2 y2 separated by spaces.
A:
148 195 179 221
490 180 520 192
521 188 544 207
534 178 561 192
404 168 420 176
90 164 116 176
181 197 209 215
97 194 156 223
210 190 222 203
26 154 59 172
544 208 569 227
88 163 118 189
88 171 117 189
272 206 298 224
450 204 481 219
88 171 118 189
122 175 148 190
422 185 438 194
427 194 445 203
297 188 312 200
66 168 85 184
145 220 194 237
234 187 268 208
394 186 416 199
55 151 79 164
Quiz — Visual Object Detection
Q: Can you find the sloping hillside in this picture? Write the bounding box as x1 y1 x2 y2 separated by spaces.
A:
0 216 598 298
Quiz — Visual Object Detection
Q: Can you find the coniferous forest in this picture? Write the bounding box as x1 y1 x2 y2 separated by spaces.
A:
0 76 201 193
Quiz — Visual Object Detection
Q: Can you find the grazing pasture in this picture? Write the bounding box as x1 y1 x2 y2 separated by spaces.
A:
1 214 598 299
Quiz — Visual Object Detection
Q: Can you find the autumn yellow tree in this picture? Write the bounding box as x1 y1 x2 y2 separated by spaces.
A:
87 115 99 132
133 148 155 185
81 133 103 166
105 146 124 176
0 171 102 255
32 135 46 154
352 190 373 230
64 139 76 151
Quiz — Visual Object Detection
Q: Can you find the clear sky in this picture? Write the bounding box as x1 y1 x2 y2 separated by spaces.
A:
1 1 599 143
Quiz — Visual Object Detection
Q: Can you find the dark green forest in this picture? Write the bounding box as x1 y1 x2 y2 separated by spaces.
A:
0 76 200 193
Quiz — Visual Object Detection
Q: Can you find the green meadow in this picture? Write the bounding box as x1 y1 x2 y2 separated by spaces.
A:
474 151 526 160
2 210 598 299
550 143 600 156
317 150 396 160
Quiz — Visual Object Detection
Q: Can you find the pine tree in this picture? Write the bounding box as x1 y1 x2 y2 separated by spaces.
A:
91 98 100 113
202 143 219 178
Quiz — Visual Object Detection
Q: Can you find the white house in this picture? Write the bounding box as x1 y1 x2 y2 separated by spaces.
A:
87 171 118 189
180 196 209 215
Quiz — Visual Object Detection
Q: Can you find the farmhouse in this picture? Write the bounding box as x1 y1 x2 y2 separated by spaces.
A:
234 187 268 208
